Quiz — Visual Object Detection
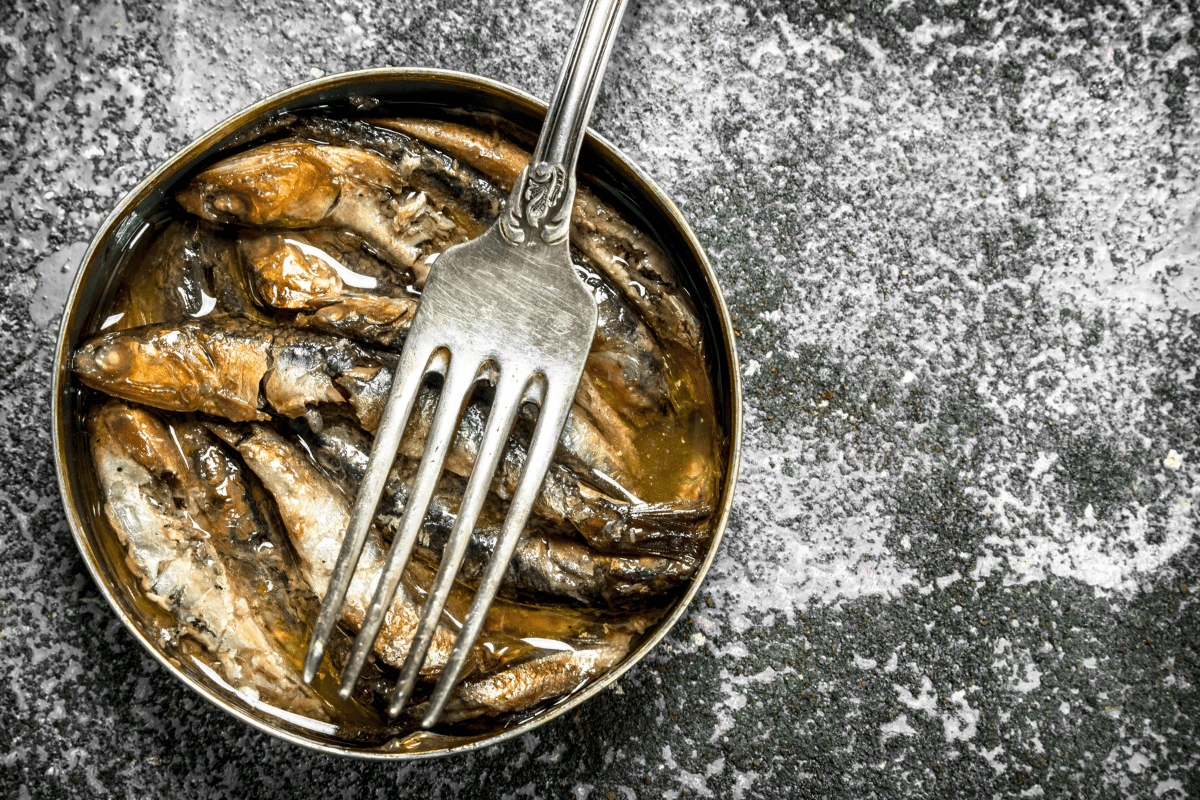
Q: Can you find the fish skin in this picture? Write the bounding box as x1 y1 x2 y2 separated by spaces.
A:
87 401 329 719
575 254 672 422
239 232 345 310
238 230 420 347
287 116 502 237
431 641 632 723
299 416 696 605
72 318 390 422
374 118 705 355
177 139 462 271
213 421 658 718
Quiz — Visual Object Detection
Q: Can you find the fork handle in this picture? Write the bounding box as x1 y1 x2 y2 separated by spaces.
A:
500 0 629 247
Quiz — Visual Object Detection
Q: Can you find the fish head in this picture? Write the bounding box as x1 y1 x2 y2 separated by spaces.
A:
87 400 191 486
177 142 341 227
73 326 215 412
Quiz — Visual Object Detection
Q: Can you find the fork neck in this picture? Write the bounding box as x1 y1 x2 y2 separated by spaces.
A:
500 0 629 247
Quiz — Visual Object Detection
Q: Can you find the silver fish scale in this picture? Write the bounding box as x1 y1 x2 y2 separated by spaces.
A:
301 0 628 726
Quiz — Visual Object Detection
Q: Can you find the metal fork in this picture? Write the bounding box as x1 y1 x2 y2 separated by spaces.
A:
300 0 628 726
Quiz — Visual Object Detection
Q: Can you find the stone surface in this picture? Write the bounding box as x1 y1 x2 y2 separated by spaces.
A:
2 0 1199 797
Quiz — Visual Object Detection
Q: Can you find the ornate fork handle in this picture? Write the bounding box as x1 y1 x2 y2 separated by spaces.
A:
500 0 627 247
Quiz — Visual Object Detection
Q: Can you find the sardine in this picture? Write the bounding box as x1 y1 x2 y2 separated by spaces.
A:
176 139 468 271
287 116 504 232
298 415 695 605
212 421 657 718
431 640 633 723
87 401 331 719
372 118 705 356
238 230 420 346
72 318 389 422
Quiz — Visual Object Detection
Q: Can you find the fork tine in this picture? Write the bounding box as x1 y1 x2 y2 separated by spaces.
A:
302 339 439 685
388 368 528 717
336 355 480 700
420 376 575 727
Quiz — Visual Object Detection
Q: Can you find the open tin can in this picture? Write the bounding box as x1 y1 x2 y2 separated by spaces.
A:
51 68 742 759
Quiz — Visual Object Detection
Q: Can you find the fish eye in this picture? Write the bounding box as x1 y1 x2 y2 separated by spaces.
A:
213 193 247 217
95 342 132 378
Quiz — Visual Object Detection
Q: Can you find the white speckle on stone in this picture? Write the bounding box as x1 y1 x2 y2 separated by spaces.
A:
977 744 1006 775
936 571 961 589
1127 751 1151 775
880 713 917 738
942 690 980 742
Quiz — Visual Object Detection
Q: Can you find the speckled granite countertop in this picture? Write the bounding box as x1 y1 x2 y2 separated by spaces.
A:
2 0 1198 797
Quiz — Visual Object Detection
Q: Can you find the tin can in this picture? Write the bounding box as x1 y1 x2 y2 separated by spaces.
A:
51 69 742 759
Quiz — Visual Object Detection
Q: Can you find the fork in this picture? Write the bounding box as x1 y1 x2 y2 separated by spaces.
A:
301 0 629 726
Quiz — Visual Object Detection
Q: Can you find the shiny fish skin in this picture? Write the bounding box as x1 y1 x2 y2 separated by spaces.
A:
177 140 464 272
87 401 329 718
299 416 695 605
72 318 390 422
375 118 705 355
214 422 657 718
431 641 632 723
287 116 503 235
238 230 419 346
